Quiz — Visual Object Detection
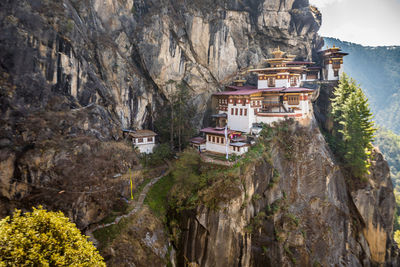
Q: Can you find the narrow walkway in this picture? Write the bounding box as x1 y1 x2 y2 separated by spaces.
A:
85 161 172 246
200 153 234 166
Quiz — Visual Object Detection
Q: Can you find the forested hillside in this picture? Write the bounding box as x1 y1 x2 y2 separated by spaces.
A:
324 38 400 243
374 128 400 191
324 38 400 133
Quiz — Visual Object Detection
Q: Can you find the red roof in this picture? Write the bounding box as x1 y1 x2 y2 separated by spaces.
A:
190 137 206 144
307 66 322 70
226 85 257 91
281 87 314 93
214 89 260 96
214 87 314 96
200 127 235 135
260 88 285 92
287 61 314 65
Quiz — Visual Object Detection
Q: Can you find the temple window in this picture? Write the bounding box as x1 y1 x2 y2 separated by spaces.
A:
268 78 275 87
138 138 143 143
288 96 299 105
148 137 153 142
231 108 234 115
212 136 215 143
244 109 247 116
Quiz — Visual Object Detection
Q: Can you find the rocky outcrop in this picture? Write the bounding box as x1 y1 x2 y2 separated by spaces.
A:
175 120 398 266
103 207 171 267
0 0 322 227
0 0 322 130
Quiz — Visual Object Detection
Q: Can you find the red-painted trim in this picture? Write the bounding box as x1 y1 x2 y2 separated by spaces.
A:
256 113 302 117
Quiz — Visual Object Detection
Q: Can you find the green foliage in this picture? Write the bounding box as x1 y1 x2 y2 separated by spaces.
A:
144 173 175 218
395 230 400 247
330 74 376 178
374 128 400 190
93 217 129 250
285 213 300 227
324 38 400 134
140 143 172 167
393 191 400 244
168 149 241 212
252 193 262 202
268 169 280 189
0 207 105 266
154 81 197 151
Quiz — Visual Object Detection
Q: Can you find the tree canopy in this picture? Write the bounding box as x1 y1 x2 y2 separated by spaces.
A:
330 74 376 177
155 81 197 152
0 207 105 266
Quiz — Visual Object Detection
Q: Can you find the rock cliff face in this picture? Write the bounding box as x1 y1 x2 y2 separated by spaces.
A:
0 0 322 226
175 120 398 266
0 0 398 266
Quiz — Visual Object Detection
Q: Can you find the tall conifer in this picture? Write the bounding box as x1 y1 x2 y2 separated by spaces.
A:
330 74 376 177
330 74 358 153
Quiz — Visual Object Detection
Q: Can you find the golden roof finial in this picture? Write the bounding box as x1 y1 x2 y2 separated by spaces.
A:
272 46 285 58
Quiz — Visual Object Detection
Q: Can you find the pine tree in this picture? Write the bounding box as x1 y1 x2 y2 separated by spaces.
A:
330 74 376 178
155 81 196 152
339 88 376 177
330 74 358 153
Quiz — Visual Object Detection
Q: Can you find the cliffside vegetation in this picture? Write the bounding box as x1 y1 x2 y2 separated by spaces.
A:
374 128 400 189
0 207 105 266
324 38 400 134
329 74 376 178
374 128 400 244
154 82 197 152
324 38 400 247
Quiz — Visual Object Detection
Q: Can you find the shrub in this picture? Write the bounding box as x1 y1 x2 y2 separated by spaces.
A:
0 207 105 266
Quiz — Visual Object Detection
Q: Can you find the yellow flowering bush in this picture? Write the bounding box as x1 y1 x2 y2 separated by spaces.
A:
0 206 105 266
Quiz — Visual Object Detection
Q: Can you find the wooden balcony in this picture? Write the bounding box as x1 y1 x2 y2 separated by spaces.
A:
262 100 281 107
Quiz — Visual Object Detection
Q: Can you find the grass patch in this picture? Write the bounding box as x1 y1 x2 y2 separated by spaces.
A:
133 177 152 201
144 174 175 218
93 217 130 250
98 213 119 225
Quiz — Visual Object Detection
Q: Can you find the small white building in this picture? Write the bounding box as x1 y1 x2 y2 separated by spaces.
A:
123 129 157 154
200 127 249 156
320 45 348 81
190 137 206 152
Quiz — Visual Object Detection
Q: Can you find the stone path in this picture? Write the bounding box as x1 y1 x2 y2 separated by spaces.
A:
200 153 234 166
85 161 172 246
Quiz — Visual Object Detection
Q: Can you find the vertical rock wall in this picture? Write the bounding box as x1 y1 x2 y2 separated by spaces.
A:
176 121 398 266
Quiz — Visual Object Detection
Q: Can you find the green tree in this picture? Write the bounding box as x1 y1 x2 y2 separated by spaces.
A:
155 81 197 152
0 207 105 266
330 74 358 153
339 88 376 177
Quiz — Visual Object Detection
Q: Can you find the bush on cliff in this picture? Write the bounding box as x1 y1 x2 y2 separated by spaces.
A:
0 207 105 266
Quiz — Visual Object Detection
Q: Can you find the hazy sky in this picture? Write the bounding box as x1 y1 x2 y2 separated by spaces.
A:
309 0 400 46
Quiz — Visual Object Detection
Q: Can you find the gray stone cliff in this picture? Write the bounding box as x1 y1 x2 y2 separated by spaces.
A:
0 0 398 266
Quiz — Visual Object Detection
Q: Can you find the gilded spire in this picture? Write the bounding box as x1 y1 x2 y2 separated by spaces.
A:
272 46 285 58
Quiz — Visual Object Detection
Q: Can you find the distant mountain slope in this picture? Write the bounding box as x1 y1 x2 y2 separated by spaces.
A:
324 37 400 133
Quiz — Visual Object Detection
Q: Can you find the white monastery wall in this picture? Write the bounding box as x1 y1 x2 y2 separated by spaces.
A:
206 141 228 154
227 104 253 133
275 79 288 88
137 143 156 154
258 79 269 89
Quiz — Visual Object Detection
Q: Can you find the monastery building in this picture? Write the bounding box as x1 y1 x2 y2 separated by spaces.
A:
192 46 347 156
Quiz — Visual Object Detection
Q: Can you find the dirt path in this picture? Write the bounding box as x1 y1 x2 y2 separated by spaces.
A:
85 161 172 246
